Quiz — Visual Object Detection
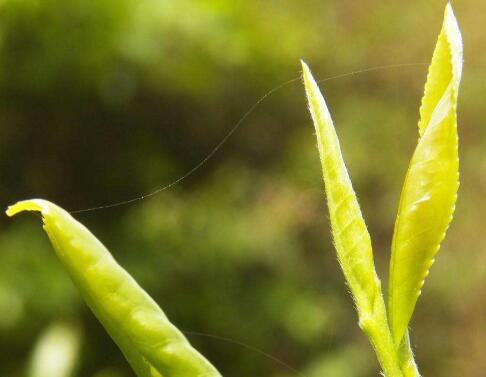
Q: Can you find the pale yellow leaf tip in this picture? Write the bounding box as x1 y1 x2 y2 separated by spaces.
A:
301 60 332 120
301 60 320 95
301 60 312 87
300 59 308 72
6 199 51 217
444 2 463 87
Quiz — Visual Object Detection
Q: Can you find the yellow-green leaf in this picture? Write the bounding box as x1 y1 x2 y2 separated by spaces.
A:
388 3 462 347
302 61 378 312
302 61 403 377
7 199 221 377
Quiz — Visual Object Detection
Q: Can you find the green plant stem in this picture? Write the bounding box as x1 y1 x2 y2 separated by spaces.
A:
358 285 404 377
397 332 421 377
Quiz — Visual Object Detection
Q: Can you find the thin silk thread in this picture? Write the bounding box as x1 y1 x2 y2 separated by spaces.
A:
70 62 426 214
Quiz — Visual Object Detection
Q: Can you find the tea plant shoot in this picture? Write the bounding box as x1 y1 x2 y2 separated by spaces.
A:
7 3 462 377
302 3 462 377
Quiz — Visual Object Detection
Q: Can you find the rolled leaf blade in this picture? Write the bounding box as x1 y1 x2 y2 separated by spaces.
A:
301 61 379 310
302 62 403 377
7 199 221 377
418 3 462 136
388 3 462 347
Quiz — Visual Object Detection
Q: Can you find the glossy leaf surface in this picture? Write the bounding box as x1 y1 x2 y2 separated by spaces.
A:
7 199 222 377
388 3 462 347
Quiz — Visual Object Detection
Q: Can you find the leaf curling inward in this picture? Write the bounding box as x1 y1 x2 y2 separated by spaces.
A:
7 199 221 377
302 61 404 377
388 2 462 348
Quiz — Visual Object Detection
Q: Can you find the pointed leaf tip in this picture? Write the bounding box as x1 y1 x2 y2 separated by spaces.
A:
444 2 463 86
6 199 50 217
300 59 309 72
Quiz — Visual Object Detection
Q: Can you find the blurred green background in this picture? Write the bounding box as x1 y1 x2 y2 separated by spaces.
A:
0 0 484 376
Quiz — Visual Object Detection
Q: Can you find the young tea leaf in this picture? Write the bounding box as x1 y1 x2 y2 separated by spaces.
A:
7 199 222 377
302 61 403 377
388 3 462 348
